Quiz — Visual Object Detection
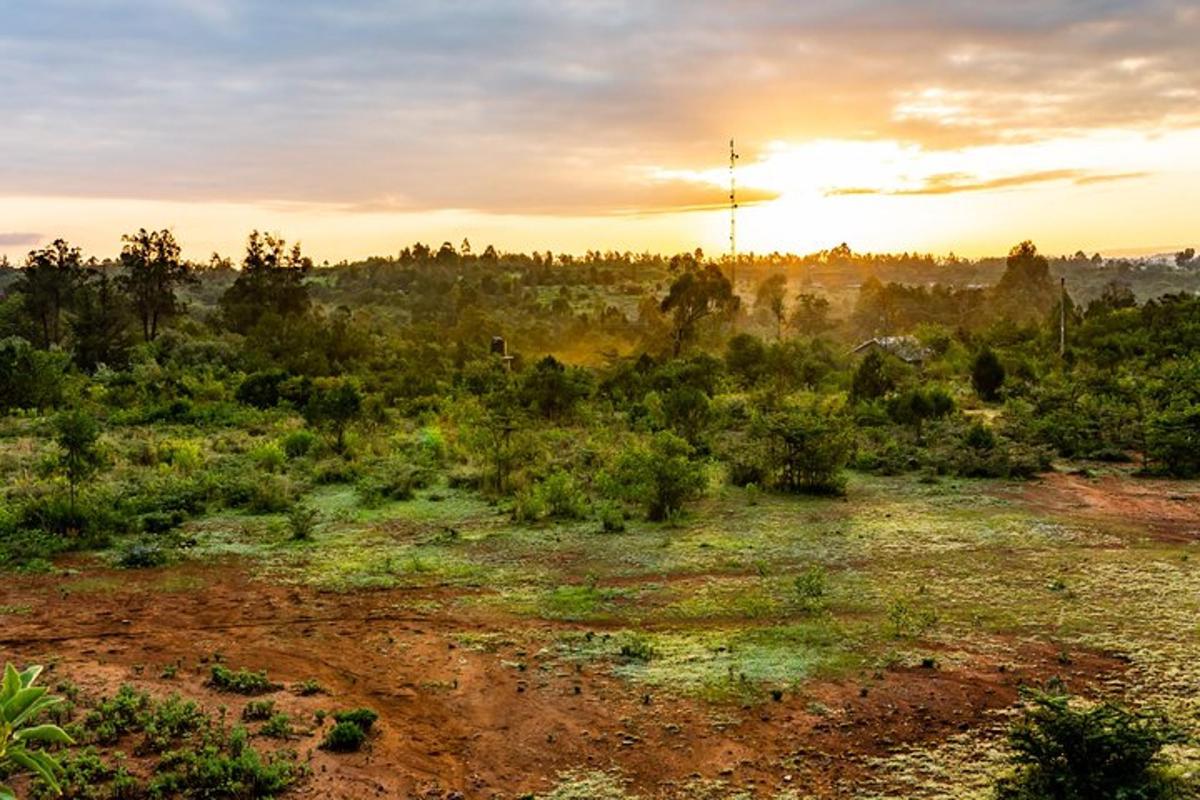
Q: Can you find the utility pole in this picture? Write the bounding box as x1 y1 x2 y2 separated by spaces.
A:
729 138 738 289
1059 276 1067 357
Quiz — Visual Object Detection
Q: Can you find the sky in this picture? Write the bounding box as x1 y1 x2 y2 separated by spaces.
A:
1 0 1198 262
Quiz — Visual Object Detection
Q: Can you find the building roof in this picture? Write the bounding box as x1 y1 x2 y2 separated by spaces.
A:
852 335 931 364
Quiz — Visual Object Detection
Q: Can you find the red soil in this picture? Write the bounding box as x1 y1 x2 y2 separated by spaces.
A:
0 559 1121 798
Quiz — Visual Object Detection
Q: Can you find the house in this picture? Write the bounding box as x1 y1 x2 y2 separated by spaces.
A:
852 335 931 366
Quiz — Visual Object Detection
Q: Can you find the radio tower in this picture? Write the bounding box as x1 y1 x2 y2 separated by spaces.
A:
729 138 739 288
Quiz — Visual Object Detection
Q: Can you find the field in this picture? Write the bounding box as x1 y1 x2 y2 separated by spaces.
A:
5 456 1199 798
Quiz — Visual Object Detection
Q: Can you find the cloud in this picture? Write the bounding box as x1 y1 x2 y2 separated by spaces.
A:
827 169 1148 196
0 1 1196 213
0 232 41 247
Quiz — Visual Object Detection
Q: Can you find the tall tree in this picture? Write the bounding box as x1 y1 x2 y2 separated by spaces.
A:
994 241 1056 323
71 271 133 372
220 231 312 333
789 292 832 336
755 273 788 341
660 264 737 356
118 228 191 342
16 239 84 349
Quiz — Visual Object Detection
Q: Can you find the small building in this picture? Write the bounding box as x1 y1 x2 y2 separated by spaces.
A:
852 335 931 366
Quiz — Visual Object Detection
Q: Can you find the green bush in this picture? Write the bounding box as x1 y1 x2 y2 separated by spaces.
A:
280 429 317 459
750 402 851 496
286 504 319 541
596 501 626 533
116 541 168 569
147 727 297 798
260 714 292 739
617 633 656 663
208 665 278 695
794 565 828 611
249 442 286 473
536 469 589 520
606 431 706 521
240 699 275 722
320 721 366 752
995 688 1192 800
331 708 378 732
355 460 430 506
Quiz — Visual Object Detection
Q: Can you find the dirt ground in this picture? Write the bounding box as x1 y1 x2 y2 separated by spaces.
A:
1 554 1122 799
1006 469 1200 542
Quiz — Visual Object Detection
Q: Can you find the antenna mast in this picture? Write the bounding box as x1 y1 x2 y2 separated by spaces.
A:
729 138 738 287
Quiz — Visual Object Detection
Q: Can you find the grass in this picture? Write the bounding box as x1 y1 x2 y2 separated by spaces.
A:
21 468 1200 796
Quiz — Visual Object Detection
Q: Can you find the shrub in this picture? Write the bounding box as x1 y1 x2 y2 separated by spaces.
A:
972 347 1006 401
331 708 378 732
260 714 292 739
794 565 828 610
83 684 151 744
607 431 706 521
249 442 286 473
596 501 626 533
886 598 938 639
321 721 366 752
245 475 297 514
751 402 851 496
280 429 317 459
617 633 656 663
140 694 207 753
148 727 296 797
208 665 278 695
286 503 319 541
356 461 430 506
995 688 1191 800
241 700 275 722
292 679 326 697
116 541 168 569
537 469 589 519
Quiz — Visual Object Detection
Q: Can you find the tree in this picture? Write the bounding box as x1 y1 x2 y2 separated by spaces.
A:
789 292 832 337
118 228 192 342
660 264 737 356
994 241 1056 323
15 240 84 349
971 348 1006 402
519 355 592 420
0 337 68 413
752 402 851 495
887 386 954 443
755 273 788 340
220 231 312 333
54 408 102 519
70 271 133 372
609 431 706 521
303 378 363 452
0 663 75 799
850 350 895 403
1087 281 1137 317
725 333 768 387
1174 248 1194 267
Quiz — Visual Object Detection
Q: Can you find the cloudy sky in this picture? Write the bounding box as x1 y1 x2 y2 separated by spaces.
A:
1 0 1197 261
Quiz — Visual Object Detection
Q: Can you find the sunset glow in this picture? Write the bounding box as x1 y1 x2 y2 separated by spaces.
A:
2 1 1198 261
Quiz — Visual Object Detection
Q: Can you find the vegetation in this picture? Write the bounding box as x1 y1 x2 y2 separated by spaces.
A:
4 232 1200 796
995 688 1192 800
0 664 73 799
